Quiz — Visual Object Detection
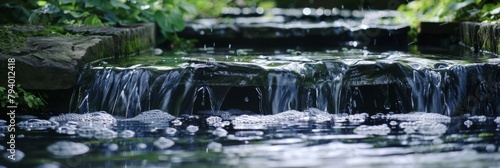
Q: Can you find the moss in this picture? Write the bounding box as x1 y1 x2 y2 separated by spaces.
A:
0 25 73 54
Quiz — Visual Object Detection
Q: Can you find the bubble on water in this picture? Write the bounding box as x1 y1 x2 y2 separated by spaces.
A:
50 111 116 126
56 125 77 135
370 113 386 120
212 127 228 137
468 115 487 122
186 125 199 133
18 119 59 131
228 131 264 141
389 121 398 126
485 144 496 152
220 111 233 120
494 117 500 124
348 113 367 123
206 116 223 127
34 162 61 168
76 126 98 138
125 109 176 122
387 112 451 123
353 124 391 136
154 137 175 149
47 141 89 157
232 109 332 129
119 130 135 138
172 119 183 126
94 129 118 139
136 143 147 149
207 142 223 152
417 122 447 135
464 120 473 128
2 149 24 162
165 127 177 135
108 143 119 151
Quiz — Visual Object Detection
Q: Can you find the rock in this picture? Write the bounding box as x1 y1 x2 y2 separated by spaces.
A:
0 24 155 90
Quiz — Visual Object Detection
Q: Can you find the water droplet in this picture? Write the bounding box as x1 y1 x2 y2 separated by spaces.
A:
153 137 175 149
244 96 249 102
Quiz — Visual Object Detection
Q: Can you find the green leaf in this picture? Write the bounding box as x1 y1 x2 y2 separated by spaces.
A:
490 7 500 15
84 14 103 25
154 10 172 33
178 1 197 15
447 0 474 11
60 0 75 4
110 0 130 10
68 11 87 18
168 8 186 32
27 100 33 108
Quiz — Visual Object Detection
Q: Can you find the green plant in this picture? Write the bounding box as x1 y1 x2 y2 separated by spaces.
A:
0 85 47 112
398 0 500 26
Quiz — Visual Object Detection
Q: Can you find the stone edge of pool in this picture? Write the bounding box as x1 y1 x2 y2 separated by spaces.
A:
0 23 155 90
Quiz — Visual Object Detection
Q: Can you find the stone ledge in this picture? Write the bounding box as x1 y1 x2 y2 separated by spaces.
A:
0 23 155 90
460 22 500 55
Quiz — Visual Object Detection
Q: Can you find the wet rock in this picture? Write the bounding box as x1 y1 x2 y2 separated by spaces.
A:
0 24 155 90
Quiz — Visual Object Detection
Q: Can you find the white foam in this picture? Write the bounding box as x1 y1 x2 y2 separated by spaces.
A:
50 111 116 126
186 125 199 133
124 109 176 122
18 119 59 131
94 129 118 139
119 130 135 138
232 109 332 129
212 127 228 137
353 124 391 135
387 112 451 123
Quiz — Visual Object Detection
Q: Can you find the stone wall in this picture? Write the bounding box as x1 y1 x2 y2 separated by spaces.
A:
0 23 155 90
460 22 500 55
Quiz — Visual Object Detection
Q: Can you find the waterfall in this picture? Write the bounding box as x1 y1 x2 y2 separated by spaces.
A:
72 60 500 117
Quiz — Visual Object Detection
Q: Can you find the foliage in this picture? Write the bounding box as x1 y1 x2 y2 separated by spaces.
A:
0 85 47 112
398 0 500 27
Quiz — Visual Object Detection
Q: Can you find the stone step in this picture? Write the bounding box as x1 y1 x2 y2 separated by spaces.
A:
0 24 155 90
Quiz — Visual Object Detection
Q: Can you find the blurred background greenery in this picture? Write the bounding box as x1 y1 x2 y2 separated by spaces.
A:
1 0 499 49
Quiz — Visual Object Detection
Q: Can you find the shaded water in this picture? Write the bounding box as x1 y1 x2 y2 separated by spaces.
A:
2 48 500 167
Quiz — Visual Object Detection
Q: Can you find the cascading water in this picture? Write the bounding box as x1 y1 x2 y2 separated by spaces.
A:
72 51 500 117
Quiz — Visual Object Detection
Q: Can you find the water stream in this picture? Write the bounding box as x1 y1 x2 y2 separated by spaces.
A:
3 47 500 167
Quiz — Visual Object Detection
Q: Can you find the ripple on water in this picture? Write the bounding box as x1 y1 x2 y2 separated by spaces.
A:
47 141 89 157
